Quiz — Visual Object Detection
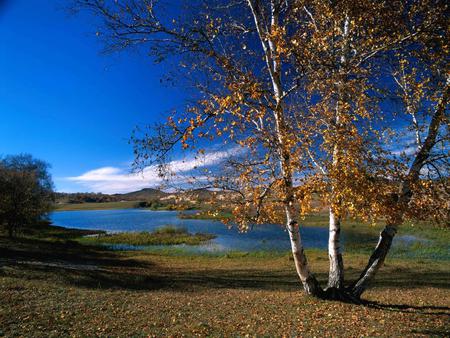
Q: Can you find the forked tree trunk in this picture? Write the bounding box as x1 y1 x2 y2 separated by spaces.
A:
350 224 397 298
327 209 344 289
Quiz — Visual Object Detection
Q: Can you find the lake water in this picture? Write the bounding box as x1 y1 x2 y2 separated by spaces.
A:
50 209 424 254
50 209 329 253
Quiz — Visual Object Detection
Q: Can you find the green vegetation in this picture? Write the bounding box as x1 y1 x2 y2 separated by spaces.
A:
55 200 198 211
176 211 450 260
55 201 140 211
339 218 450 261
0 226 448 337
136 200 197 210
54 188 214 212
284 213 450 261
0 154 54 237
78 226 216 246
178 210 233 220
2 221 105 241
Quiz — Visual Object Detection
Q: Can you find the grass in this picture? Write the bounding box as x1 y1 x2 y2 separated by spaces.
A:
180 211 450 260
56 201 198 212
292 213 450 260
0 221 105 241
78 226 216 246
0 231 449 337
178 210 233 220
0 223 449 336
55 201 140 211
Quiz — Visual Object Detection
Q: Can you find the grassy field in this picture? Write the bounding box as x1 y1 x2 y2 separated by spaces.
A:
178 210 233 220
55 201 140 211
78 226 216 246
0 223 449 337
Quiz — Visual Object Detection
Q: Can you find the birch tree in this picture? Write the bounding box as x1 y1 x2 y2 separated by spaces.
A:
288 0 412 294
350 5 449 296
75 0 448 300
285 0 448 298
73 0 325 296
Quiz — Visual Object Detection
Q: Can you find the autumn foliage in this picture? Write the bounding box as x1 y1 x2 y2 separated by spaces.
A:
75 0 448 299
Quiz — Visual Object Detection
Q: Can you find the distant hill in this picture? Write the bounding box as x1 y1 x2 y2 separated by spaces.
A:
55 188 232 206
178 188 231 201
55 192 120 204
114 188 167 201
55 188 167 204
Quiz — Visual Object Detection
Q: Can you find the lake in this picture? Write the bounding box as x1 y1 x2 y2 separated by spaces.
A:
50 209 329 253
50 209 424 254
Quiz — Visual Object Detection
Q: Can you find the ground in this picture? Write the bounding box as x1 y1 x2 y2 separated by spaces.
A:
0 226 449 337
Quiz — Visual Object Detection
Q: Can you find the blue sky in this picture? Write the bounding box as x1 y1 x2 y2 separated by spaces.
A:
0 1 422 193
0 0 188 192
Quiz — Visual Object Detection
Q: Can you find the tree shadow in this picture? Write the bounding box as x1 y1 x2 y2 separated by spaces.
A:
1 235 449 312
411 327 450 336
364 300 450 316
0 236 155 269
362 270 450 290
1 259 311 292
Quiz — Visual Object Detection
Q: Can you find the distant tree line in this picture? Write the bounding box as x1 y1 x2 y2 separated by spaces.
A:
55 192 121 204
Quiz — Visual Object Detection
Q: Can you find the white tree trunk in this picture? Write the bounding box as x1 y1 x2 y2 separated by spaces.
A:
247 0 323 296
327 208 344 289
286 206 322 296
351 224 397 297
326 14 349 291
352 79 448 298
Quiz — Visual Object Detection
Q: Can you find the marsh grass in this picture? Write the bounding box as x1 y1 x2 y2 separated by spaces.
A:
78 226 216 246
178 211 233 220
0 221 104 242
55 201 139 211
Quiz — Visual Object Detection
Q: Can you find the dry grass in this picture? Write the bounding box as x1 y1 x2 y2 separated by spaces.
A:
0 232 449 337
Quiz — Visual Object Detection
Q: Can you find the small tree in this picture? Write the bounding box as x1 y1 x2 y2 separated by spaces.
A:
0 154 55 237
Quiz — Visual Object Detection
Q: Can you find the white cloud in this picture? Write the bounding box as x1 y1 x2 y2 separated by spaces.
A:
385 130 419 157
65 147 243 194
391 145 417 156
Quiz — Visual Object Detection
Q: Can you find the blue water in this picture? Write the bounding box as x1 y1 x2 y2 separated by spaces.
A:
50 209 329 253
